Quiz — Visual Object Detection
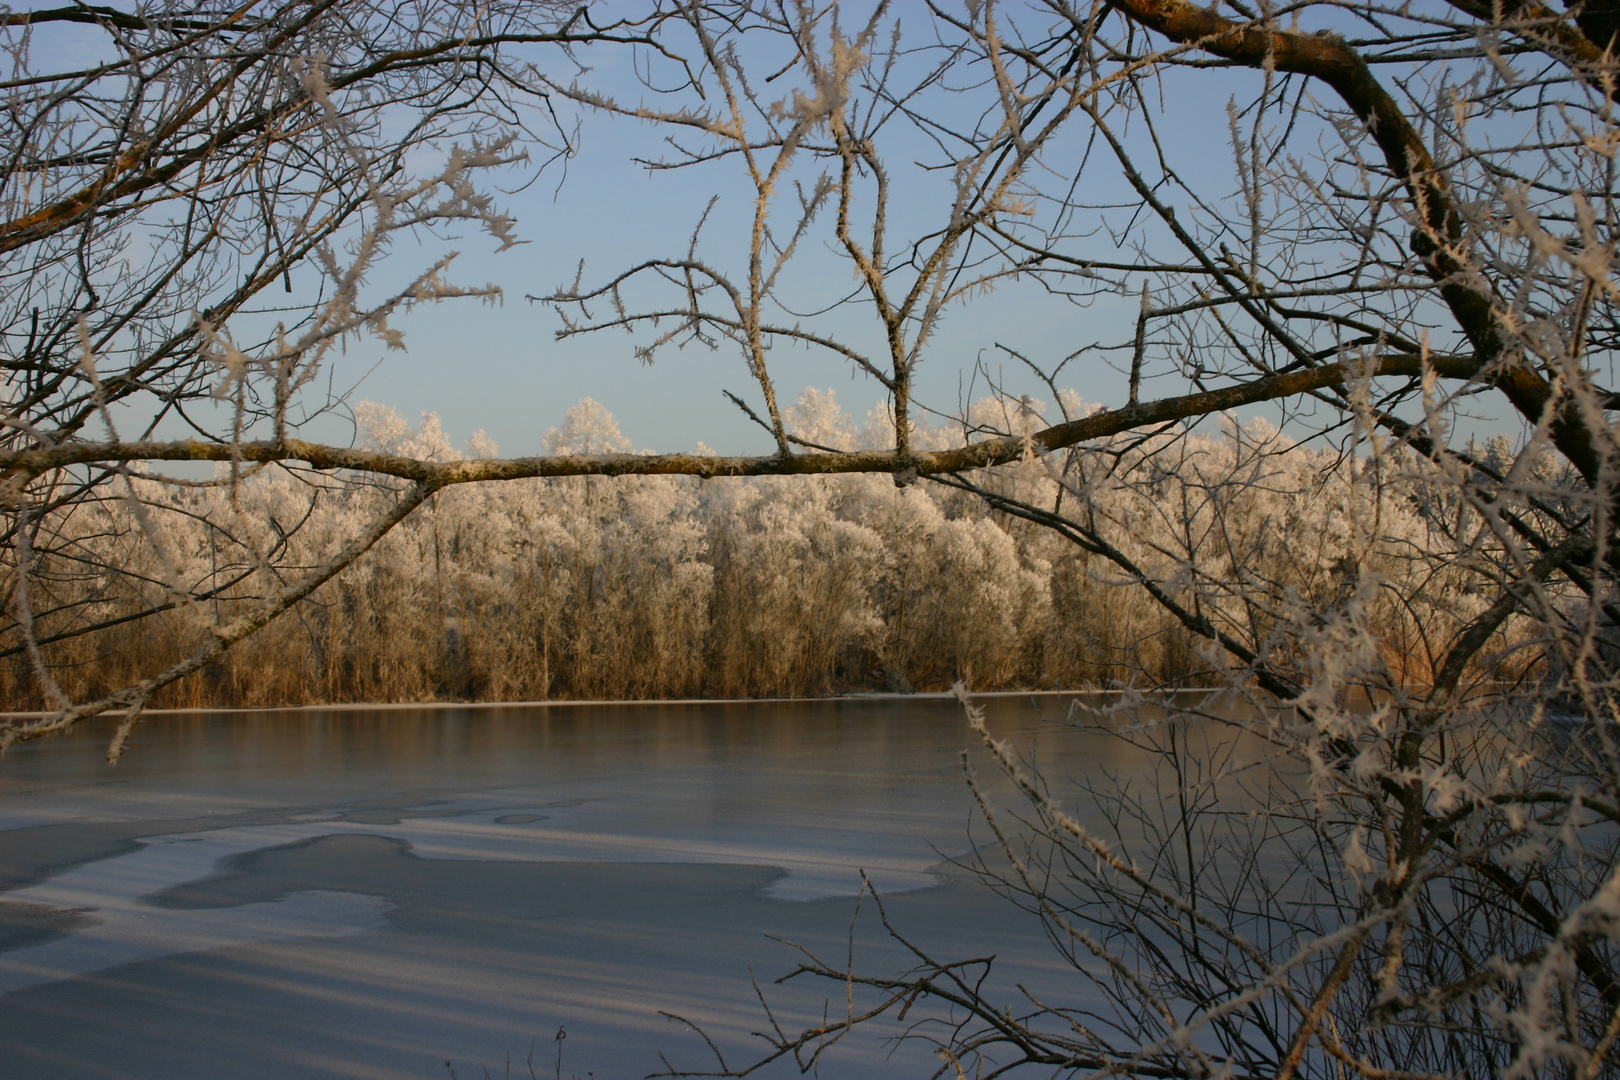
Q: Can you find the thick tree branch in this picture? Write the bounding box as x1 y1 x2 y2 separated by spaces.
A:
0 353 1485 492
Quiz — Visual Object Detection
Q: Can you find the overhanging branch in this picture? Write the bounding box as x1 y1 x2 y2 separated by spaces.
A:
0 353 1483 491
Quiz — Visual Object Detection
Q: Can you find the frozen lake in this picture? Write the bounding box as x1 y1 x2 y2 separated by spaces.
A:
0 696 1139 1079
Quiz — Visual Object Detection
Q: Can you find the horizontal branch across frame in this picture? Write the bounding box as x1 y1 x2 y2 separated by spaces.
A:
0 354 1482 492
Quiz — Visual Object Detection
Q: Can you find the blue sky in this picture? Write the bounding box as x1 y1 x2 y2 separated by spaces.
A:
300 14 1166 455
30 0 1523 457
319 14 1520 458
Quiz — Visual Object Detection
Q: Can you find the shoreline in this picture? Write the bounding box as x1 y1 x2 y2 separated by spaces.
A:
0 686 1229 720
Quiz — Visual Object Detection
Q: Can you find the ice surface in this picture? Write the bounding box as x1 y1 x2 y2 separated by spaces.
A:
0 697 1130 1079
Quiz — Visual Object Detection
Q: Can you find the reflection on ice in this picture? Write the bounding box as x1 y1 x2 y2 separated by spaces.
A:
357 792 949 899
0 850 388 995
0 782 950 991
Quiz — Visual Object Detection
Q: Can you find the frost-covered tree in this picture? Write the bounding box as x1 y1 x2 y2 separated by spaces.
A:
0 0 652 741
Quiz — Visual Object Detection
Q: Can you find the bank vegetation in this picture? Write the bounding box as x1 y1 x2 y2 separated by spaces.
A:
1 393 1551 709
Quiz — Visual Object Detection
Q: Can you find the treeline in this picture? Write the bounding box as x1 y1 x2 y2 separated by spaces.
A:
2 393 1526 709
